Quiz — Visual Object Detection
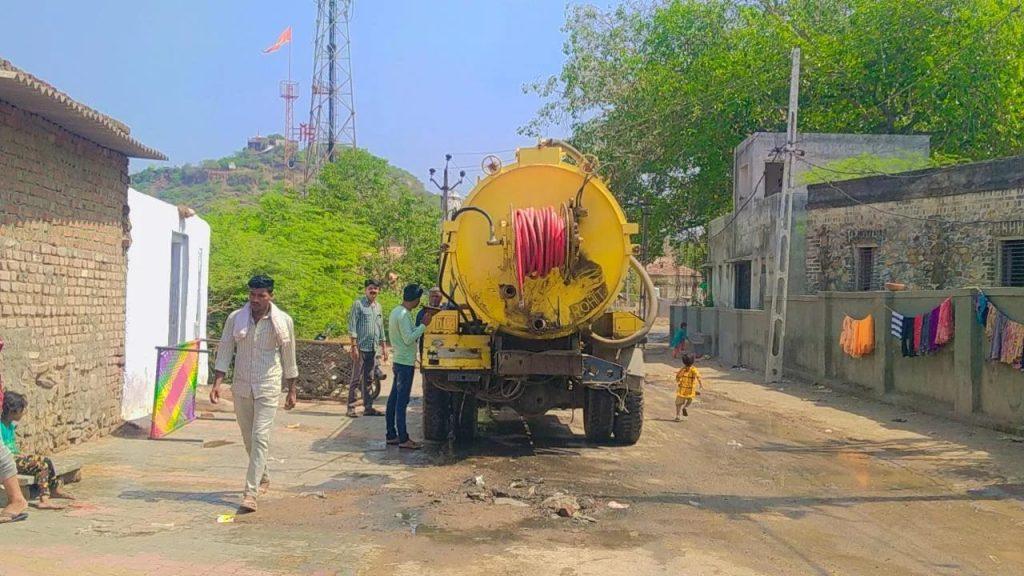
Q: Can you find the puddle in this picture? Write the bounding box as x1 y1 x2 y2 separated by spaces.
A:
294 472 390 493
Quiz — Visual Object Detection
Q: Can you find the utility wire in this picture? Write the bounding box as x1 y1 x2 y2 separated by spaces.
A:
795 156 1022 226
706 149 783 241
796 156 982 180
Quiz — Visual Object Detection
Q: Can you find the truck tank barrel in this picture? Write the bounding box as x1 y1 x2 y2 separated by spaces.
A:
440 141 655 342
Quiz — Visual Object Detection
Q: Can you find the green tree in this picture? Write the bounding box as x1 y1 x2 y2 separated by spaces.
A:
309 148 442 288
526 0 1024 257
205 190 376 339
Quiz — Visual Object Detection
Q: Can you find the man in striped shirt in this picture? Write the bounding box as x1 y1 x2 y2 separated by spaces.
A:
211 275 298 513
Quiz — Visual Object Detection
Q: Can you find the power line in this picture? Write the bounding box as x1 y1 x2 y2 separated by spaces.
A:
706 149 783 242
796 156 978 180
447 148 517 156
795 156 1020 226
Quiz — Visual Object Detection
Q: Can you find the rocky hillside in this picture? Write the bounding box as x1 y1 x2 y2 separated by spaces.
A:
131 140 432 213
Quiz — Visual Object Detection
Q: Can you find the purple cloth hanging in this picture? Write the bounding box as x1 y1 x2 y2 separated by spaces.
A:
990 312 1005 361
928 307 941 353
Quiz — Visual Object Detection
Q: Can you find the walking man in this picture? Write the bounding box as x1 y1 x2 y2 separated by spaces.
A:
387 284 433 449
347 279 388 418
211 274 298 513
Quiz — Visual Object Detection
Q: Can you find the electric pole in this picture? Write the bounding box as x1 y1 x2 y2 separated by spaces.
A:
765 47 801 383
429 154 465 223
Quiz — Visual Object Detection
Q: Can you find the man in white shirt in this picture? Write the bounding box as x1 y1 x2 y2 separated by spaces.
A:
211 275 298 513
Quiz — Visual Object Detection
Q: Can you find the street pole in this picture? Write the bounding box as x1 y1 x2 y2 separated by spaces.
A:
430 154 465 227
765 47 801 384
640 200 649 317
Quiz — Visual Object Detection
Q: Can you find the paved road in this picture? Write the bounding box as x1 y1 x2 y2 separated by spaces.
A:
3 338 1024 575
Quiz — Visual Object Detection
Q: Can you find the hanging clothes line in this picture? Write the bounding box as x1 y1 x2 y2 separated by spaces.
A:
976 290 1024 370
889 297 954 358
840 314 875 358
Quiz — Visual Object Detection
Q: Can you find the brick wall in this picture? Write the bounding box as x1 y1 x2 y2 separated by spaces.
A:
807 186 1024 292
0 100 130 452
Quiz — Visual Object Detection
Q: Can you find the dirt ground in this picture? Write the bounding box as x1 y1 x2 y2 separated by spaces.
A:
4 328 1024 575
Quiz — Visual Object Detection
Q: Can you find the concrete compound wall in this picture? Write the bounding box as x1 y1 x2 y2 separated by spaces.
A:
0 100 130 452
676 287 1024 432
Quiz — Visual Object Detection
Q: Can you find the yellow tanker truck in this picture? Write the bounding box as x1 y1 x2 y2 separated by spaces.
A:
422 139 657 445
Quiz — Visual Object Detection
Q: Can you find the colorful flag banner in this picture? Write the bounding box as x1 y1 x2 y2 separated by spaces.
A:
150 340 200 439
263 26 292 54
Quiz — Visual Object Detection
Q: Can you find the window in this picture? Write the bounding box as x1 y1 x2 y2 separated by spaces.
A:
855 246 876 291
737 163 750 204
1000 239 1024 287
764 162 784 196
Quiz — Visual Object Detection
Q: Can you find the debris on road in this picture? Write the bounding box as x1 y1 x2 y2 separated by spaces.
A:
607 501 630 510
202 439 233 449
494 497 529 507
542 493 580 517
299 491 326 499
217 514 235 524
727 440 743 448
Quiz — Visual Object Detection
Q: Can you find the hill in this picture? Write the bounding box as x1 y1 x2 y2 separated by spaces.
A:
131 138 433 213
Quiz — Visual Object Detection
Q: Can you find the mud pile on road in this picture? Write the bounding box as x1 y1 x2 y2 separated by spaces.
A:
460 475 626 524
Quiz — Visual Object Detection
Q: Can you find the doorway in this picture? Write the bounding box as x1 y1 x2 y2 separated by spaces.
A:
168 232 189 345
733 260 751 310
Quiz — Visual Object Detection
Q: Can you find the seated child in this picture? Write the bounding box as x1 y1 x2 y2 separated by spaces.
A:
1 392 75 509
674 353 703 421
671 322 688 358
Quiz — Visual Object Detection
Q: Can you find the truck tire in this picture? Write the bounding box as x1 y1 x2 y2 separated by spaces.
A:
454 393 478 442
583 387 615 443
422 374 451 442
613 388 644 445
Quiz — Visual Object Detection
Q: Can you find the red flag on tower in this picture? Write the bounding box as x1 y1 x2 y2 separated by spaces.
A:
263 27 292 54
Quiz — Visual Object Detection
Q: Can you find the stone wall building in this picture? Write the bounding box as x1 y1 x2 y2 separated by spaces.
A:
0 59 164 452
806 155 1024 292
708 132 930 309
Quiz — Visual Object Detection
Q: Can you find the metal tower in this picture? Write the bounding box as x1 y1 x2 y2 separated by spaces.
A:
280 79 299 166
304 0 356 185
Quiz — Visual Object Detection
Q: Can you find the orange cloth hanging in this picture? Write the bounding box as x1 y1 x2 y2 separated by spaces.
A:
840 315 875 358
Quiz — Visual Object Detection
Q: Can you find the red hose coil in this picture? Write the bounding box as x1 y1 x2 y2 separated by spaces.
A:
513 206 567 293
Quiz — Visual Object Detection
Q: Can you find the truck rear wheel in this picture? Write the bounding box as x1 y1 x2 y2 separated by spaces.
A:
422 374 450 442
613 388 644 445
583 387 615 443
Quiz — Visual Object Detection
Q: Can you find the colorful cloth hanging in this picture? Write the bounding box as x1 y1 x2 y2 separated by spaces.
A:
840 315 875 358
976 292 1024 370
889 297 954 357
150 340 200 439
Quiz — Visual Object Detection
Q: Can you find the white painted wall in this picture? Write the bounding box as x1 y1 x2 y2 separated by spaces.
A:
123 188 210 421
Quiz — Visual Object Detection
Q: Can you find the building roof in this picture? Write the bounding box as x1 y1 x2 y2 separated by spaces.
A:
0 58 165 160
807 154 1024 210
646 256 701 278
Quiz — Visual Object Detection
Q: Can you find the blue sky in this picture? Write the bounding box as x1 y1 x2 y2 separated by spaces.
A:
1 1 613 182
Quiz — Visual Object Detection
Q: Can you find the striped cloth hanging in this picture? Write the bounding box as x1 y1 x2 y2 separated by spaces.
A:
890 312 904 338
